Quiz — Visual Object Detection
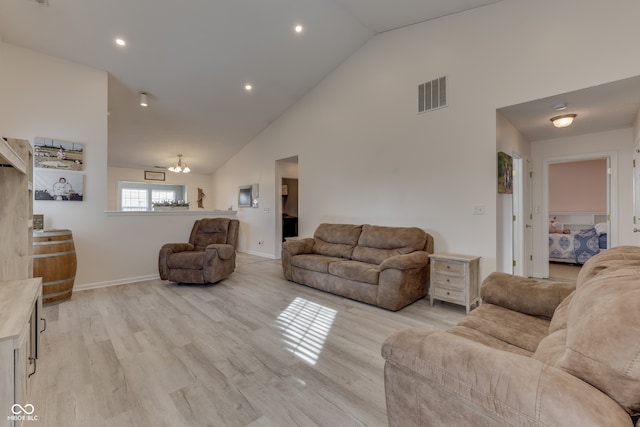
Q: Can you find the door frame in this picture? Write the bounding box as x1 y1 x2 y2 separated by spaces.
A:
541 151 617 277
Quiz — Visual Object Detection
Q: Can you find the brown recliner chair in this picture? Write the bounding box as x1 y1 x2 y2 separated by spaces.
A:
159 218 239 284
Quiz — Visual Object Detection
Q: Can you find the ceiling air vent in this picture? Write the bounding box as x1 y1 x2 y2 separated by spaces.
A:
418 76 447 114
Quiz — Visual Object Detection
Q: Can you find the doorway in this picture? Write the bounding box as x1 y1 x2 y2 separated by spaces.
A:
276 156 299 251
282 177 299 241
543 153 615 279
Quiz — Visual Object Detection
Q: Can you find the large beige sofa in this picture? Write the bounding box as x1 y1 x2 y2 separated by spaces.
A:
382 246 640 426
281 223 433 311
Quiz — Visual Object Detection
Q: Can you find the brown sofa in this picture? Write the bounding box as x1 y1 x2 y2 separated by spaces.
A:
382 245 640 427
159 218 239 284
281 223 433 311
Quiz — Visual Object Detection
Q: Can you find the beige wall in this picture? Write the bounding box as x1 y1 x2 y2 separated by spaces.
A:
549 159 607 213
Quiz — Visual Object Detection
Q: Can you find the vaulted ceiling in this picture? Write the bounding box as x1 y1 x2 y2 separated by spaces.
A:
0 0 503 174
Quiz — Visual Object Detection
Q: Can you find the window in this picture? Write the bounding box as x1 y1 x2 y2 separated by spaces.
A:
121 188 149 211
118 182 186 211
152 190 176 204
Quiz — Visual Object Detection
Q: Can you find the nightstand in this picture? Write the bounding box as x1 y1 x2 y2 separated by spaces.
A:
429 252 480 313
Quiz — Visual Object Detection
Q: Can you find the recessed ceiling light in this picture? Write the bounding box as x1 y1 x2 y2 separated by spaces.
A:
245 84 253 91
115 38 126 47
294 25 303 33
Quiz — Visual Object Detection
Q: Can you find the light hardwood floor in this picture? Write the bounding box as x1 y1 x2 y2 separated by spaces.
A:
548 262 581 281
28 253 466 427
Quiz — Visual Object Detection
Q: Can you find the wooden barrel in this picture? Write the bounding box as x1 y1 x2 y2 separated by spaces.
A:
33 229 77 305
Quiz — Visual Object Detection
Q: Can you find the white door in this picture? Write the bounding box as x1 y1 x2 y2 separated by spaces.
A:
512 155 533 277
634 143 640 244
524 158 533 277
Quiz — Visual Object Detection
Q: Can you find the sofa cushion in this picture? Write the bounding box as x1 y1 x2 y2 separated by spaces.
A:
455 303 550 353
328 260 380 285
532 329 567 366
167 251 204 270
312 223 362 258
481 272 576 319
557 264 640 414
291 254 344 273
190 218 231 250
548 290 574 334
447 325 533 357
351 225 427 265
531 291 573 365
576 244 640 288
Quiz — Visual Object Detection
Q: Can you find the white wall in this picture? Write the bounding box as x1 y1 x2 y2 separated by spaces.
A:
213 0 640 280
531 127 634 277
0 43 226 288
3 1 640 287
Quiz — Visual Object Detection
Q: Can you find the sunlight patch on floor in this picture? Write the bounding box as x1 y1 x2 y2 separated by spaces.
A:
276 297 337 365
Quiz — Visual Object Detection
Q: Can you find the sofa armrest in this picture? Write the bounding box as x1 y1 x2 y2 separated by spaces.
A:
377 252 430 310
382 327 632 427
281 238 315 256
161 243 194 253
158 243 194 280
380 251 429 271
203 243 236 282
480 272 576 318
205 243 235 260
281 238 315 281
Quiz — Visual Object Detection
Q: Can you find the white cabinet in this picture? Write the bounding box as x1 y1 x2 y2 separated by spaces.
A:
429 253 480 314
0 278 42 427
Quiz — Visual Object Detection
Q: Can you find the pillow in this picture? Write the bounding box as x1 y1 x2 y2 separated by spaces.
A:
557 265 640 414
549 216 563 234
594 222 607 235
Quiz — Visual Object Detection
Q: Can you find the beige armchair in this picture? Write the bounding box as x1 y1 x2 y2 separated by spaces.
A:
159 218 239 284
382 246 640 426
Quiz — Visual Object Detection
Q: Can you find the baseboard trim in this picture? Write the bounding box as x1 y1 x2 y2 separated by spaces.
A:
240 249 277 259
74 250 277 291
74 274 160 292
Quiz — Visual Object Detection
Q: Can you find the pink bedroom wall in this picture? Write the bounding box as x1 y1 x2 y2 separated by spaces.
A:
549 159 607 212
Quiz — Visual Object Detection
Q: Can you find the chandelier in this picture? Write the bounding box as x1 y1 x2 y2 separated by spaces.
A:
168 154 190 173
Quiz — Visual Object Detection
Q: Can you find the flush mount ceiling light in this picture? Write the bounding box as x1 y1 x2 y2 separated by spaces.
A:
294 24 303 33
115 38 126 47
550 113 577 128
168 154 190 173
244 84 253 92
139 92 148 107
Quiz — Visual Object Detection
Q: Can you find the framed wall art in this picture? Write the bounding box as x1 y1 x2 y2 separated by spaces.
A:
145 171 165 181
34 169 84 201
497 151 513 194
34 137 84 171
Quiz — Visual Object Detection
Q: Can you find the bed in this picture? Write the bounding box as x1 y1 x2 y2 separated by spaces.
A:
549 222 608 265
